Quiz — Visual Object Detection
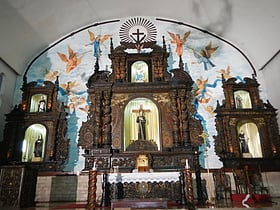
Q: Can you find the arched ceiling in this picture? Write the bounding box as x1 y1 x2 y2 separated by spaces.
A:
0 0 279 75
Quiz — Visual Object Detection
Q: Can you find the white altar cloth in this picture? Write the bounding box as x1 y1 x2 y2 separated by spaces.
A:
108 172 180 183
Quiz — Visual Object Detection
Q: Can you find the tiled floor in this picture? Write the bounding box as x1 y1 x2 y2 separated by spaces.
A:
1 197 280 210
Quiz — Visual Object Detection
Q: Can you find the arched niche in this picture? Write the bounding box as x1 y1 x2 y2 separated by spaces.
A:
22 124 47 162
123 98 160 151
237 122 262 158
234 90 252 109
30 93 47 112
130 61 149 83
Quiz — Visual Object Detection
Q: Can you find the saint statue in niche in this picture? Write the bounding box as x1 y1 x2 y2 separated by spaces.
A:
137 105 147 140
234 91 252 109
239 130 249 153
34 134 43 157
235 94 243 109
38 95 46 112
126 101 159 152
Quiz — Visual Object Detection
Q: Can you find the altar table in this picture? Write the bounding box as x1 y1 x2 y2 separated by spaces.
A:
106 172 183 202
111 198 168 209
108 171 181 183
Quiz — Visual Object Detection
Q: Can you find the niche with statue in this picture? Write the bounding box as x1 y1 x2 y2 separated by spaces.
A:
214 76 280 170
0 77 69 171
78 22 204 172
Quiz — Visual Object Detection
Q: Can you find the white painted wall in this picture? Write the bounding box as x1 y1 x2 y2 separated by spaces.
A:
0 0 279 74
258 52 280 132
0 59 18 142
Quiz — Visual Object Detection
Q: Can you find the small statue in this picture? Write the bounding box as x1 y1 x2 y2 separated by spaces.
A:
235 94 243 108
239 130 249 153
38 96 46 112
34 134 43 157
136 105 146 140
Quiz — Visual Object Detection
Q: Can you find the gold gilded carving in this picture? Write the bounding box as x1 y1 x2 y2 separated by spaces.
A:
229 118 237 126
162 129 172 147
255 118 265 125
112 137 121 148
153 93 170 103
84 132 94 146
111 94 128 108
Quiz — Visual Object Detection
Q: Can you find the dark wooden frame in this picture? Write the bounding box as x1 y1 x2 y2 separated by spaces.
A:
214 76 280 170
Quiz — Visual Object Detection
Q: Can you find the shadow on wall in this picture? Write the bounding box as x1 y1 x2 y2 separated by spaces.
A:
192 0 232 36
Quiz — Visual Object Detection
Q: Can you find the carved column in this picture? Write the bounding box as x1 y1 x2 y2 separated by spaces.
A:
179 89 190 146
87 169 97 210
94 93 102 147
103 90 112 147
170 90 179 147
184 168 194 209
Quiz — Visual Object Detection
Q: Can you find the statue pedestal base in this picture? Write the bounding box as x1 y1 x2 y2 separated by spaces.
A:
126 139 157 151
32 157 42 162
242 153 252 158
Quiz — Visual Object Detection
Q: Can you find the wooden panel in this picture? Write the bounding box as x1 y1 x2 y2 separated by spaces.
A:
0 165 37 208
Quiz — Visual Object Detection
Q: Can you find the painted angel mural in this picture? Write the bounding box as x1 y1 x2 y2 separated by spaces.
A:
194 76 221 104
86 30 112 58
168 31 191 56
59 80 78 96
192 41 219 71
57 46 82 73
217 66 232 79
44 69 60 81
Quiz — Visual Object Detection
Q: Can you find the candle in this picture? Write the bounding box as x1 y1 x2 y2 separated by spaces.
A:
93 161 97 170
185 159 189 169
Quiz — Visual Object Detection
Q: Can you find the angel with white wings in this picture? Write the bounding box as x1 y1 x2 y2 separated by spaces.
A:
168 31 191 56
86 30 112 58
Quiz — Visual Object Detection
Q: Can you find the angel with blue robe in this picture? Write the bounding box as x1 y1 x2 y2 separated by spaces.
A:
86 30 112 58
192 41 219 71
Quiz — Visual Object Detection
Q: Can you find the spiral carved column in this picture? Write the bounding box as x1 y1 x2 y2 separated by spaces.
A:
170 90 179 146
87 169 97 210
185 168 194 205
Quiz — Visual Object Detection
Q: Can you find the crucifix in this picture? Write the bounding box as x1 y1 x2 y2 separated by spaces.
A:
132 104 150 140
130 28 146 53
